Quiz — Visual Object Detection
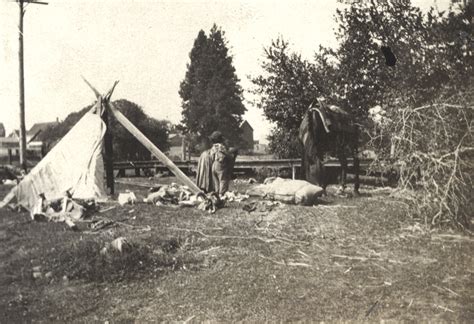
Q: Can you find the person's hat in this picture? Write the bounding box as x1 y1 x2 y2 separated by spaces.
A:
209 131 223 143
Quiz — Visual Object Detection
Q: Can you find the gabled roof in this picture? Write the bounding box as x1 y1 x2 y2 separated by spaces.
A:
239 120 253 130
8 130 19 138
27 122 57 136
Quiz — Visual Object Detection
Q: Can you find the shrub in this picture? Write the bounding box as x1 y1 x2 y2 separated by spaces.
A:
367 91 473 229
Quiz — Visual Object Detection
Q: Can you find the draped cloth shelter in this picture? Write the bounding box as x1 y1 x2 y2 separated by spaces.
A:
0 80 203 212
14 108 107 211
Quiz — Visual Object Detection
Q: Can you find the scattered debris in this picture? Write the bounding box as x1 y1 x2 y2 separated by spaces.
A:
2 179 17 186
169 227 309 246
89 219 115 231
118 191 137 206
432 284 461 297
332 254 406 264
32 272 42 279
222 191 249 202
101 237 132 255
183 315 196 323
111 237 131 253
144 183 192 205
99 206 116 213
314 205 356 209
234 178 258 184
32 265 43 279
431 234 474 243
197 192 224 213
434 304 454 313
143 183 223 213
242 200 282 213
198 246 221 255
243 202 257 213
402 223 427 233
29 192 92 230
258 255 312 268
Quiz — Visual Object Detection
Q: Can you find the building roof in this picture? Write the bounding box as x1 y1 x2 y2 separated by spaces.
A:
8 130 19 139
0 123 5 137
27 122 57 136
239 120 253 130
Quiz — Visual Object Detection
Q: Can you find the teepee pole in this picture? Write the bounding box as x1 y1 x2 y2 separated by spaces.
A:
101 97 115 195
82 78 119 196
0 189 16 209
108 103 202 194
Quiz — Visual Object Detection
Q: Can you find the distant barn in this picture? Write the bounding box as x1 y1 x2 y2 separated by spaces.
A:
0 123 5 138
239 120 254 152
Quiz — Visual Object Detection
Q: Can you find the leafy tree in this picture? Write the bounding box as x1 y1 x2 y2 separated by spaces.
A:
179 24 246 147
253 0 473 157
251 38 321 157
39 99 170 160
252 0 473 226
110 99 169 160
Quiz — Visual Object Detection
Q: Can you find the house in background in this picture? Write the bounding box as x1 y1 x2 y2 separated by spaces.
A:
2 121 58 162
9 121 58 142
27 122 58 141
0 123 5 138
253 140 268 154
166 120 255 159
167 133 190 160
239 120 254 152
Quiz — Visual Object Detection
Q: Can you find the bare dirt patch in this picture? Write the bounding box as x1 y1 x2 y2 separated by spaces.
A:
0 179 472 322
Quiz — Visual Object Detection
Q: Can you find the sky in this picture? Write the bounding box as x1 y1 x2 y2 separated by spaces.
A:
0 0 453 143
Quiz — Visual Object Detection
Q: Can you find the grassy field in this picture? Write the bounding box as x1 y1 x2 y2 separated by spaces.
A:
0 178 472 322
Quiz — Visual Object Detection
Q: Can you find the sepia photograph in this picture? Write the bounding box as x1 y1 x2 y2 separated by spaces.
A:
0 0 472 322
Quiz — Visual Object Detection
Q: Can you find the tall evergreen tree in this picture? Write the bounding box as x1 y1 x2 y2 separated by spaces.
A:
179 25 246 147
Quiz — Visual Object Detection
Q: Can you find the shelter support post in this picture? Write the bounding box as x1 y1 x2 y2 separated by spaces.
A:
181 136 186 161
108 104 202 194
101 97 115 195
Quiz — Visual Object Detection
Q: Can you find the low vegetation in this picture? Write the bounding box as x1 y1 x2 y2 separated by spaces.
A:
1 180 472 322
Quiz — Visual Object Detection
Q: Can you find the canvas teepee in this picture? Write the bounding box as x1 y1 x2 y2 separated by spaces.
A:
9 102 107 211
1 80 201 211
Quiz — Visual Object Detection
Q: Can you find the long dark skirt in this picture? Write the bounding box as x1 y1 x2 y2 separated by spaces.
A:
196 149 214 192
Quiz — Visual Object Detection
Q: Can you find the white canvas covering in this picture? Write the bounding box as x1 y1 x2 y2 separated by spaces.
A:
246 177 324 205
15 110 107 210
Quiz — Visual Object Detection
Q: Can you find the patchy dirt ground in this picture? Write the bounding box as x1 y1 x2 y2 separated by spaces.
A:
0 178 473 322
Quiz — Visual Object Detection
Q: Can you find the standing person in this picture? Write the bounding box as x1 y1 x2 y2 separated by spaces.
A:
196 131 237 196
196 137 214 192
209 131 230 196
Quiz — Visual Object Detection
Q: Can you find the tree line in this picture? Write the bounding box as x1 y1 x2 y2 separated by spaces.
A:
39 99 170 161
252 0 473 157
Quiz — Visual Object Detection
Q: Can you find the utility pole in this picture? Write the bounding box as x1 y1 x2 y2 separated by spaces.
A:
17 0 48 172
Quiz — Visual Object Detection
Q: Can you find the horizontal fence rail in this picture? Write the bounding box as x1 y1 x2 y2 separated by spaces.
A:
113 158 376 179
113 158 372 170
